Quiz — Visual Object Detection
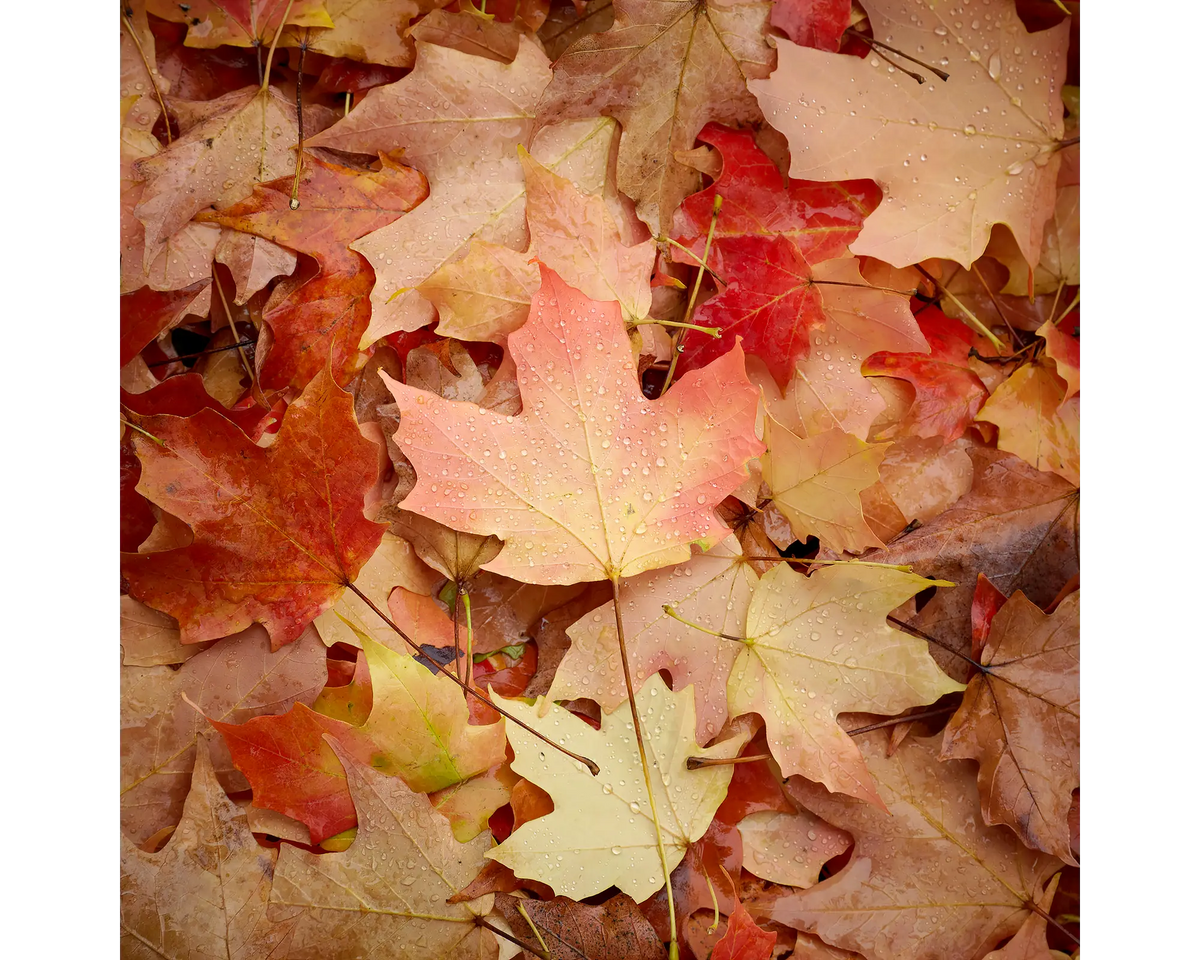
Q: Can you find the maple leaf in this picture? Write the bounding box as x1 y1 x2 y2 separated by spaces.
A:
942 590 1080 865
863 305 991 442
536 0 776 234
311 37 621 341
384 266 763 584
209 701 378 844
727 562 964 804
280 0 420 66
121 740 299 959
120 283 212 367
770 257 928 440
121 625 327 844
977 359 1080 487
487 675 752 902
769 0 851 52
547 536 756 744
269 739 500 959
1038 313 1079 400
672 123 880 266
737 806 852 888
864 444 1079 681
875 435 975 527
202 150 428 390
214 228 297 303
133 84 298 271
496 892 668 960
762 415 890 554
712 897 777 960
146 0 334 47
120 596 206 667
358 635 507 791
123 367 386 647
750 0 1071 267
751 731 1064 960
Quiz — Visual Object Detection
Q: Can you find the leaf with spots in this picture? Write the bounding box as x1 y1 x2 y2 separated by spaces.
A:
749 730 1064 960
750 0 1071 267
122 366 387 647
383 265 763 585
121 739 300 959
488 674 752 902
268 738 501 960
726 562 963 804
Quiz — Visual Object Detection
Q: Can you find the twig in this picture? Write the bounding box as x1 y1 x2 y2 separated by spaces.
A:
847 28 950 81
845 706 956 737
290 29 308 210
661 195 722 394
686 753 771 771
914 264 1004 350
120 8 172 144
475 917 550 960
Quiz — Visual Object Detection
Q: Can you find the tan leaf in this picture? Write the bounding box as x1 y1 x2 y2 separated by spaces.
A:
269 740 500 959
942 591 1080 865
762 414 890 554
977 360 1079 487
121 740 299 958
120 596 210 666
738 808 852 888
753 731 1064 960
750 0 1070 267
537 0 775 234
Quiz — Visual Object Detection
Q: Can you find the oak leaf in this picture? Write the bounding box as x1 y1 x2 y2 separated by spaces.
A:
750 0 1071 267
537 0 776 234
751 731 1063 960
123 367 386 647
547 536 756 744
762 414 890 555
864 444 1079 680
727 562 963 804
488 675 752 902
384 266 763 584
977 359 1079 487
202 150 428 390
121 625 327 844
121 740 299 959
269 739 500 959
942 591 1080 865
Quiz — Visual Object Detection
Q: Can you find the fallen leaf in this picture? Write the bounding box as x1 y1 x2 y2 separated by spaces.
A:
982 873 1061 960
942 591 1080 865
121 740 299 959
120 595 208 666
488 675 752 902
146 0 334 48
280 0 420 66
753 730 1063 960
134 84 298 270
762 415 890 554
865 444 1079 680
269 739 500 959
121 625 327 844
770 0 851 51
727 562 963 804
547 536 756 744
202 150 428 390
213 228 297 304
120 282 213 367
496 892 668 960
863 306 992 442
977 360 1079 486
537 0 775 234
712 896 777 960
1037 313 1079 400
383 265 763 584
359 635 507 792
738 807 852 888
209 701 378 843
123 367 386 647
751 0 1071 267
312 648 372 723
672 123 880 266
876 436 974 526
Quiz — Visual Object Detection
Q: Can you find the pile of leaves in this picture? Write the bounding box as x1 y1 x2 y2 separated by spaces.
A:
119 1 1080 957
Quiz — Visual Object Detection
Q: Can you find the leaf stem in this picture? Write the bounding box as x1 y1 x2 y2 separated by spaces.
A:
146 339 257 368
213 269 258 393
662 605 744 642
686 753 770 771
810 278 917 297
259 0 295 94
656 235 727 287
120 9 172 144
847 29 950 81
514 901 551 957
630 318 721 337
612 575 678 960
845 706 956 737
1025 890 1081 947
289 29 307 210
345 581 600 775
475 917 550 960
463 588 475 693
885 614 987 672
661 194 722 394
120 416 164 446
914 264 1004 350
969 262 1018 345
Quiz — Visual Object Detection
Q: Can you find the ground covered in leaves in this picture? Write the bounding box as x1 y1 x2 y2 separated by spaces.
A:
120 1 1080 958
